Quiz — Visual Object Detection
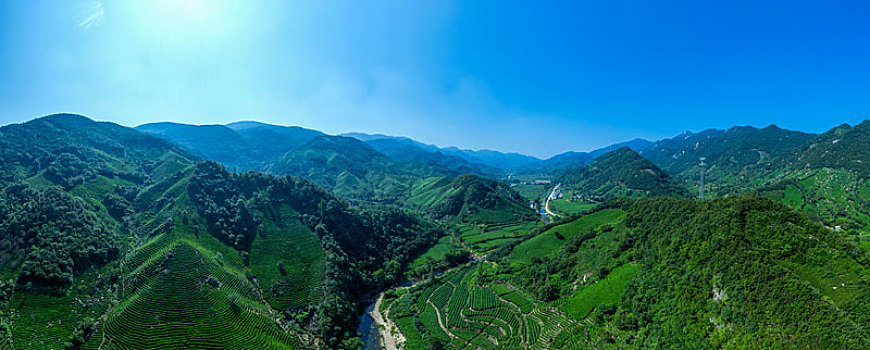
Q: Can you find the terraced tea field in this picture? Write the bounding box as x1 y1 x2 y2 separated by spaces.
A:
761 169 870 231
73 202 312 349
83 239 299 350
388 264 592 349
511 183 549 202
457 222 540 254
250 204 324 310
559 263 640 318
511 209 625 266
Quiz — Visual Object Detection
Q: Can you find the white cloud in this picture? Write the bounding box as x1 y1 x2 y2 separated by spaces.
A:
78 1 105 29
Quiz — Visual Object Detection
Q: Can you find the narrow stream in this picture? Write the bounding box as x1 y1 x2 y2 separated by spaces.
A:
359 300 382 350
358 279 418 350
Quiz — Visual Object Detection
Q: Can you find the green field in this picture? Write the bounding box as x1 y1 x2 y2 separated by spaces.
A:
761 169 870 231
408 235 458 277
81 218 302 349
406 175 536 224
559 263 640 319
457 222 541 254
7 286 114 349
513 184 549 202
4 170 317 350
548 199 596 216
387 263 590 349
250 204 323 310
405 176 460 208
511 209 626 265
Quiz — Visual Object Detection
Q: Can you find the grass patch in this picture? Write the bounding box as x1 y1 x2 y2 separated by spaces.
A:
549 199 596 216
513 184 549 202
511 209 626 265
559 263 640 319
250 205 324 310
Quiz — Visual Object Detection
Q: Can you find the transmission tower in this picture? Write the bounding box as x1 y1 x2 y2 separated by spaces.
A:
699 157 706 200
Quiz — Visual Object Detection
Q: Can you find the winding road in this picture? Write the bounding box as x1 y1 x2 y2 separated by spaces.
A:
544 184 561 218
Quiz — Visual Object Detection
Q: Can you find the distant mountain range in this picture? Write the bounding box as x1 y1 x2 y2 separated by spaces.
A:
136 121 537 219
134 119 870 232
3 113 870 349
638 124 816 192
135 121 663 178
136 117 870 233
559 147 688 200
343 132 658 174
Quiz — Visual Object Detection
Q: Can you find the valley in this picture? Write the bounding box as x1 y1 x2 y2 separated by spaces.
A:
2 114 870 349
4 1 869 348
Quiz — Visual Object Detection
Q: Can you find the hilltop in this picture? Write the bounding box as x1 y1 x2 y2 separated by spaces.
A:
0 114 442 349
4 114 870 349
639 124 816 194
560 147 688 200
756 120 870 231
406 174 537 224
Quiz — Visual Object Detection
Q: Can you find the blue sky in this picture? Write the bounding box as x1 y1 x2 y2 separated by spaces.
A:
1 0 869 158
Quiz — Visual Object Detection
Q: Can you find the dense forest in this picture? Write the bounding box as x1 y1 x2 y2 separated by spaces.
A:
560 147 688 200
0 115 448 349
3 114 870 349
391 196 870 349
188 161 442 348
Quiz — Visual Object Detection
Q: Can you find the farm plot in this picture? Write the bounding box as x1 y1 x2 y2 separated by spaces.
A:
250 205 324 310
389 263 585 349
83 239 300 349
511 209 625 266
458 222 540 254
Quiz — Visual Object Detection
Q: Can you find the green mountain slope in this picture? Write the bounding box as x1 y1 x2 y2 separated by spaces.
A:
135 122 259 170
139 123 480 201
560 148 688 200
0 116 443 349
395 196 870 349
136 121 325 172
1 114 195 188
757 120 870 232
775 120 870 174
227 121 326 165
640 125 816 194
406 175 537 224
265 135 450 201
354 136 501 176
436 147 541 173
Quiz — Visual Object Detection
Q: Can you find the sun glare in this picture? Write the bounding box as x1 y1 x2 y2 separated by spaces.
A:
166 0 215 22
125 0 238 47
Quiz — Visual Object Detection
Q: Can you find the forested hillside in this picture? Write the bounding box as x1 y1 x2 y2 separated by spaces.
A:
639 125 815 194
139 122 541 215
0 115 443 349
343 134 500 176
265 135 449 201
136 121 325 172
406 175 537 224
392 196 870 349
560 148 688 200
4 114 870 350
139 123 505 202
2 114 194 187
757 120 870 232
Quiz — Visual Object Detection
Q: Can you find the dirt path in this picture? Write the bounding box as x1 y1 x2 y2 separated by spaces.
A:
370 293 406 350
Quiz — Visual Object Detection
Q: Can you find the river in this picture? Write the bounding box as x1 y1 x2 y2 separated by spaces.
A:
359 300 382 350
359 279 418 350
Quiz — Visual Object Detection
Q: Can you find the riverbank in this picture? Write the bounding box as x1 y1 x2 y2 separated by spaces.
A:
368 293 406 350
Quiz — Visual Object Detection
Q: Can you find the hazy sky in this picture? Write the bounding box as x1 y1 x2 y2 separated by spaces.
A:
2 0 870 158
